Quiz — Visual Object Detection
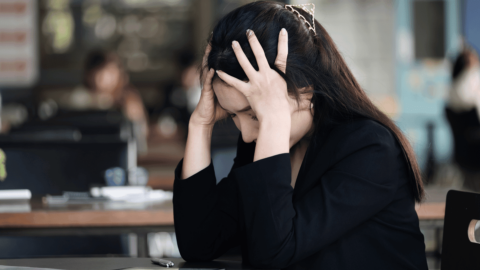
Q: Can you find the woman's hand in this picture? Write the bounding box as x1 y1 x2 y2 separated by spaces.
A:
216 29 292 161
182 42 228 179
216 29 291 124
190 44 228 128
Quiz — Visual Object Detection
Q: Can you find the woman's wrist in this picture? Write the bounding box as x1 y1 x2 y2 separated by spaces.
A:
182 121 214 180
258 112 291 130
187 121 214 145
254 115 291 161
188 120 215 133
188 112 215 129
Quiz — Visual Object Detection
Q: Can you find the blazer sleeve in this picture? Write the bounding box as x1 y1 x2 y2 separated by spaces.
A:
173 135 255 261
232 124 402 268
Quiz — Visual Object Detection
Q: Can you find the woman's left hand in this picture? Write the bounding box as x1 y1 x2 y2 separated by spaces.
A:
216 29 291 125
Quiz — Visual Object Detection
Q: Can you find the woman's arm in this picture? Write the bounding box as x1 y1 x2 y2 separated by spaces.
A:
174 42 243 261
181 123 213 179
173 135 255 261
182 43 228 179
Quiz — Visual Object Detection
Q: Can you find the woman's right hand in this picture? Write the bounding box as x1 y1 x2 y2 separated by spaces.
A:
189 44 228 127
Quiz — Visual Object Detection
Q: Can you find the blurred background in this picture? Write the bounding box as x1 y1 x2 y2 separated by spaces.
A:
0 0 478 269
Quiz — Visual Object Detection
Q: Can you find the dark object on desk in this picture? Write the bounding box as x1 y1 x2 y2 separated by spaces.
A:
0 110 136 195
441 190 480 269
0 257 251 270
43 191 108 204
151 258 174 267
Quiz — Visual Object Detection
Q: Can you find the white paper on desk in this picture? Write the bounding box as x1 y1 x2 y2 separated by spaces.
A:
90 186 149 199
0 190 31 200
90 186 172 203
0 266 60 270
118 189 173 203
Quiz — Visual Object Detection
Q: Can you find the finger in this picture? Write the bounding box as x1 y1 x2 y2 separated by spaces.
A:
202 68 215 90
216 70 249 94
200 44 212 84
246 29 270 71
275 28 288 73
232 40 258 79
202 42 212 68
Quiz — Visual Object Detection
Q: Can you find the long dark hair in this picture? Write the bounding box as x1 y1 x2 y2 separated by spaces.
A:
205 1 424 202
452 48 477 80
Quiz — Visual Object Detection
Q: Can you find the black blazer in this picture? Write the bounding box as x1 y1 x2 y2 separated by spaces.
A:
173 119 428 270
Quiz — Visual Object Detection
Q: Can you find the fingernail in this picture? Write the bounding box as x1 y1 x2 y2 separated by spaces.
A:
232 40 238 48
281 28 287 36
246 29 253 37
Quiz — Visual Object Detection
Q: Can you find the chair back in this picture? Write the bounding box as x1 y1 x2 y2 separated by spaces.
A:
441 190 480 269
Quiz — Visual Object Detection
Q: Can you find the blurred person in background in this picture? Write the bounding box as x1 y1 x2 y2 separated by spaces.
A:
153 51 201 141
69 50 149 152
446 47 480 191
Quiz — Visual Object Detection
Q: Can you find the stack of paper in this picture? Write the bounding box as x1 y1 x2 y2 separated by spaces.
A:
0 189 31 200
90 186 172 203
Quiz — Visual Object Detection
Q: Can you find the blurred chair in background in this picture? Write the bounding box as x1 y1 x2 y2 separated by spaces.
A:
0 110 135 258
0 110 134 195
445 47 480 191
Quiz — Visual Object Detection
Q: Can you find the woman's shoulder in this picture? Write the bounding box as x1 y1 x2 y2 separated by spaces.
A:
330 118 395 141
320 118 400 159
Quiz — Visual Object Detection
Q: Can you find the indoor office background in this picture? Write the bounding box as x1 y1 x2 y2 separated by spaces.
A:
0 0 478 269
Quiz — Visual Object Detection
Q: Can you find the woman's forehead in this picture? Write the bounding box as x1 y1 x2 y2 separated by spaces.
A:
212 80 249 111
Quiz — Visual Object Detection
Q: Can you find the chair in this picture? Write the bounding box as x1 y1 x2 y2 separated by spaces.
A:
441 190 480 269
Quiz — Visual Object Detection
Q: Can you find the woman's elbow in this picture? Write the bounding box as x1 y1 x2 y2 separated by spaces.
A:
248 250 291 269
176 237 219 262
178 246 216 262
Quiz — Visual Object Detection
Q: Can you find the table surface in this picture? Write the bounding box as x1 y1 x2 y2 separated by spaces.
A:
415 187 451 220
0 198 173 228
0 257 252 270
0 186 456 229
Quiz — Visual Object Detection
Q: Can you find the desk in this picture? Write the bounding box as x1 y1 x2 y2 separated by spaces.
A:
0 257 254 270
0 189 449 260
0 198 174 257
416 202 445 220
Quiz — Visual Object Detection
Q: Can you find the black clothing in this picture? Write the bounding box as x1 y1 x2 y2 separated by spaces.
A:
173 119 428 269
445 107 480 172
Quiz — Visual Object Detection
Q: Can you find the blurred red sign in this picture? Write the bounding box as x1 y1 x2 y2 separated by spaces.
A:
0 0 36 86
0 31 27 43
0 60 27 72
0 2 26 15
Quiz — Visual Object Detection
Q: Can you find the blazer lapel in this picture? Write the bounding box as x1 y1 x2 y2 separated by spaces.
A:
292 126 335 202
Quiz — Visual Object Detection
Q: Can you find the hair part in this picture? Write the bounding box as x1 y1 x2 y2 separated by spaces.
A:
204 1 424 202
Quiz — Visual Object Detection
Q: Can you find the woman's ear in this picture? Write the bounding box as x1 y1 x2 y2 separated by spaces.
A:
297 87 314 111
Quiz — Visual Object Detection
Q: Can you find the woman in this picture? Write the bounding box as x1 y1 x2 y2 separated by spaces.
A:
173 2 428 269
76 50 149 152
446 47 480 190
